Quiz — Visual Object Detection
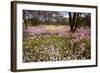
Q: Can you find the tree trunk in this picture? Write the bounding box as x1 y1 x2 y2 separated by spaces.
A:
69 12 73 32
71 13 76 32
73 13 79 32
69 12 80 32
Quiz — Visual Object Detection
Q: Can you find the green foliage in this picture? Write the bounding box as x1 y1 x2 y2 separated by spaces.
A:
80 38 91 59
78 16 91 27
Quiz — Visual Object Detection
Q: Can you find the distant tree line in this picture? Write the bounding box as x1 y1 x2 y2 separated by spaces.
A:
23 10 91 32
23 10 68 27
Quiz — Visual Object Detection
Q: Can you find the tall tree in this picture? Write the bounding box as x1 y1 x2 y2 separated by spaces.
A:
69 12 80 32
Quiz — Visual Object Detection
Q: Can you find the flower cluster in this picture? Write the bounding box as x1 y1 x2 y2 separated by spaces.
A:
23 25 91 62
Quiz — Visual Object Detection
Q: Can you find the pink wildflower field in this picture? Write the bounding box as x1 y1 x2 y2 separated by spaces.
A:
23 25 91 62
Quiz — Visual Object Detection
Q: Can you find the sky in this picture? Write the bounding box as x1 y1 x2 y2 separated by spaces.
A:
59 11 69 18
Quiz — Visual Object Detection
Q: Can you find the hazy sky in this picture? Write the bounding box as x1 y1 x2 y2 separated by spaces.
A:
59 11 69 18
